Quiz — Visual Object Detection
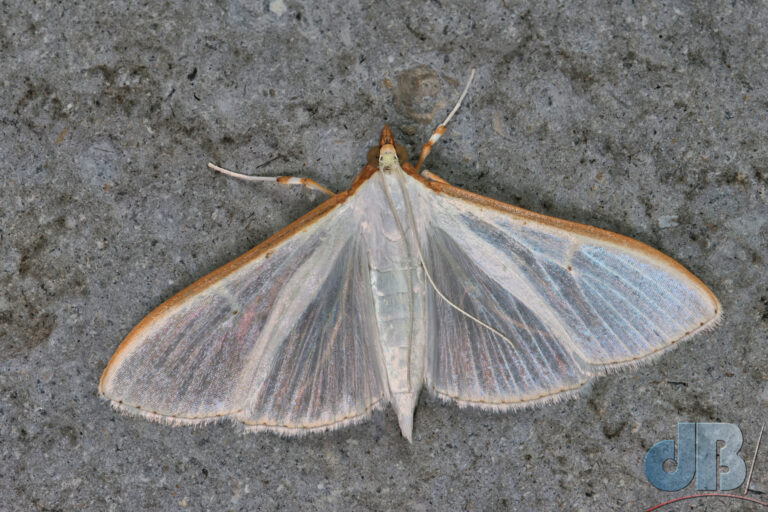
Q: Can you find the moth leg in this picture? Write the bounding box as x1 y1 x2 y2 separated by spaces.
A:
420 170 450 185
207 163 334 197
414 69 476 172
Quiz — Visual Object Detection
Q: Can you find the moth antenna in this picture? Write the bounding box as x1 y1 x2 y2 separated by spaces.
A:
414 68 476 172
207 162 334 197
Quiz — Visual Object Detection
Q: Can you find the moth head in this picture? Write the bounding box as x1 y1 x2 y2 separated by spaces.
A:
366 125 408 169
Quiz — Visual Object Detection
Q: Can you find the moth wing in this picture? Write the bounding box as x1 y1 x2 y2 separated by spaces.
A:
100 178 390 434
407 175 721 408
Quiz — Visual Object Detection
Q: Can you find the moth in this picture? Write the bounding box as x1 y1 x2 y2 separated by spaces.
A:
100 72 721 441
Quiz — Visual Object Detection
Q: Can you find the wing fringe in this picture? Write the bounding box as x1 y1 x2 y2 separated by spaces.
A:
592 307 722 374
102 395 389 437
429 309 723 413
240 399 387 437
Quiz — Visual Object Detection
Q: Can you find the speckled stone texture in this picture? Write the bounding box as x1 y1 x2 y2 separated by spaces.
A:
2 1 767 510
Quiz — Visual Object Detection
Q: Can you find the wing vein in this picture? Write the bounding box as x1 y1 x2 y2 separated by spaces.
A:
581 250 689 332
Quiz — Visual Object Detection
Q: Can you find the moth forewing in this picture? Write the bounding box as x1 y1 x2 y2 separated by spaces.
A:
400 170 720 408
100 175 391 433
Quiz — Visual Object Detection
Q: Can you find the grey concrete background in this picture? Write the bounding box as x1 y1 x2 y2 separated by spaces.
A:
1 0 767 510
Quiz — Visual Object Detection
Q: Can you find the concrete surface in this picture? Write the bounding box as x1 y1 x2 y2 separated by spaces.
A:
2 1 767 510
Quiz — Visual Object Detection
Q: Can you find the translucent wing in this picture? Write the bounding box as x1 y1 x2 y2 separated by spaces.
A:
100 178 389 435
407 175 721 409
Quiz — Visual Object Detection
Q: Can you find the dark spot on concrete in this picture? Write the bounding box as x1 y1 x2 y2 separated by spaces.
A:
59 425 79 447
602 421 626 439
393 66 446 125
18 235 47 276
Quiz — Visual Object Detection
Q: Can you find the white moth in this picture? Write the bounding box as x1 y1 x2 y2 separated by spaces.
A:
100 72 721 441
